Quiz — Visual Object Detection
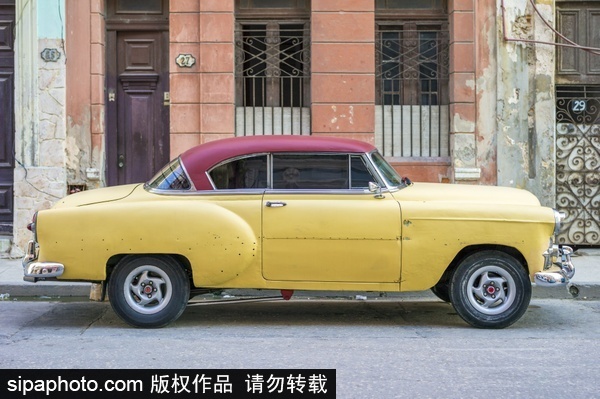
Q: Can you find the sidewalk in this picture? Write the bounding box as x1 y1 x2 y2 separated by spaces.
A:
1 250 599 300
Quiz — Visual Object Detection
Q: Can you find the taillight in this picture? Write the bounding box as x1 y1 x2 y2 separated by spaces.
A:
27 211 37 233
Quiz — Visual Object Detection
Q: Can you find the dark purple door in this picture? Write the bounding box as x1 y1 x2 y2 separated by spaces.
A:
0 0 15 234
106 29 170 186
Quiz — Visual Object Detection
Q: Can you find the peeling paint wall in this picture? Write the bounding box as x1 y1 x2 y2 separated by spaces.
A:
496 0 556 206
13 0 102 253
65 0 93 189
13 0 67 254
475 0 498 185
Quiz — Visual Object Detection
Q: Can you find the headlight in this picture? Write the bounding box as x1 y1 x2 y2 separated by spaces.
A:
553 209 565 236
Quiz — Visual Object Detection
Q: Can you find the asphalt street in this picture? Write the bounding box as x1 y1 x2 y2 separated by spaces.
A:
0 298 599 398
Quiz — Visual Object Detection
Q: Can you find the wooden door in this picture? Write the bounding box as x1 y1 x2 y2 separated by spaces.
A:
0 0 15 234
106 29 169 186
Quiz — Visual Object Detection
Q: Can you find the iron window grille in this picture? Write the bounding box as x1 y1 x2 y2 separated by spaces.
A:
375 23 450 157
235 22 310 136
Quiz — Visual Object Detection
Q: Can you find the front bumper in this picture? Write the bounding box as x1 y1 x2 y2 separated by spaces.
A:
534 245 575 287
22 240 64 282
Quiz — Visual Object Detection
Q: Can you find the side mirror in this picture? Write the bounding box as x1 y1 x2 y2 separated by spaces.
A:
368 182 385 199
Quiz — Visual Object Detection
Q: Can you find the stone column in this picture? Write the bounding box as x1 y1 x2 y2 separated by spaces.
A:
449 0 479 182
169 0 202 156
198 0 235 144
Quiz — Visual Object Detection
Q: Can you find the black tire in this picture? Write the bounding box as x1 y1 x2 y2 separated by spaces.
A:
108 256 190 328
449 251 531 329
431 282 451 303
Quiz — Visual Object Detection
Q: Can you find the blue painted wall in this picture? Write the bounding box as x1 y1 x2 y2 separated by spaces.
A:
38 0 65 39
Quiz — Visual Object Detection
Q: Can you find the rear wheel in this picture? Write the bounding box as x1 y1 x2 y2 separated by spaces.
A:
449 251 531 329
108 256 190 328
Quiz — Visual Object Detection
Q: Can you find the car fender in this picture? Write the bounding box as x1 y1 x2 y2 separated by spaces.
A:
398 201 555 291
37 199 260 286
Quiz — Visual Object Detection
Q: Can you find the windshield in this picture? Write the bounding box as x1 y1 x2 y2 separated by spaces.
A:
146 158 193 191
370 151 403 188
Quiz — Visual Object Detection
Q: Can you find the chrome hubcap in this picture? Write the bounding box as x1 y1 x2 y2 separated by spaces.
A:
124 265 172 315
466 265 516 315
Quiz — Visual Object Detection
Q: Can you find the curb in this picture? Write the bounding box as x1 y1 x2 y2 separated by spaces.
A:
0 282 91 298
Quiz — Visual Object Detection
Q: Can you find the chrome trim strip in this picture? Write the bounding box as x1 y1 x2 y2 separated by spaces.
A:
22 240 38 267
178 159 197 191
148 188 386 196
553 209 565 237
365 150 405 191
264 188 377 195
148 188 268 196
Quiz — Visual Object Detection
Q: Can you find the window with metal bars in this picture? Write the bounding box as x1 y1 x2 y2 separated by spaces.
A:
375 20 449 158
235 22 310 136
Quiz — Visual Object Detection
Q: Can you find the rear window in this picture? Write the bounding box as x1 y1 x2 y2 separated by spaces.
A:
146 158 193 191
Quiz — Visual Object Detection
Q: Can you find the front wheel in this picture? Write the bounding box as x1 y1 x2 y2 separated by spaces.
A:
449 251 531 329
108 256 190 328
431 282 451 303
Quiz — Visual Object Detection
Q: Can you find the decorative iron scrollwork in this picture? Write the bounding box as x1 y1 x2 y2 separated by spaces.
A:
555 86 600 245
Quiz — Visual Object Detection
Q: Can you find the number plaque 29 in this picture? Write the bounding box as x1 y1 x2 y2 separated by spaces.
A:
572 99 586 113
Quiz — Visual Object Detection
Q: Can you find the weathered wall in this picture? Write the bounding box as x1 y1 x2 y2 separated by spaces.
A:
63 0 104 190
13 0 67 254
476 0 499 185
496 0 556 206
65 0 94 190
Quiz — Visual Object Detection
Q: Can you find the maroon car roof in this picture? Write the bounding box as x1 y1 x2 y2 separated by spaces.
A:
180 135 376 190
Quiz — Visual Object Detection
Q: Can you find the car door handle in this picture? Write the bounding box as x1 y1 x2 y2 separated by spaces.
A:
266 201 287 208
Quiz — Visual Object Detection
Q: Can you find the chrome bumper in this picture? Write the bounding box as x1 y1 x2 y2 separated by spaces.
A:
535 245 575 287
22 240 64 282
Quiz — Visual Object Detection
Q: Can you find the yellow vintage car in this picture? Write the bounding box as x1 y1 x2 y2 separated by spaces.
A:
23 136 574 328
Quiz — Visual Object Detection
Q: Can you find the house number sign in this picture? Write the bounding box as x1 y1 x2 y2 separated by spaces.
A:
571 99 586 113
41 48 61 62
176 54 196 68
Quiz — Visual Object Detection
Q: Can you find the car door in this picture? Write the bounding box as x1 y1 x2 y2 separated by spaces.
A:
262 153 401 283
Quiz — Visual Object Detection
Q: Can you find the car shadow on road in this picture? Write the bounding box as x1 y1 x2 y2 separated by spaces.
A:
15 297 583 332
178 299 464 328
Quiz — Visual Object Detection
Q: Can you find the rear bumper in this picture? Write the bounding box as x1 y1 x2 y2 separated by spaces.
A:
535 245 575 287
22 240 64 282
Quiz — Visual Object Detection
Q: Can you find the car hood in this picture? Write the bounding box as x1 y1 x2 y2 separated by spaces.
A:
51 184 141 209
394 182 541 206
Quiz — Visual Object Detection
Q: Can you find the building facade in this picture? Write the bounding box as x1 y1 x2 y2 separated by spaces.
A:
1 0 599 255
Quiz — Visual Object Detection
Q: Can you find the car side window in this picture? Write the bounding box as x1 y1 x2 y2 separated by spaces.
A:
209 155 268 189
272 154 349 190
350 155 377 188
